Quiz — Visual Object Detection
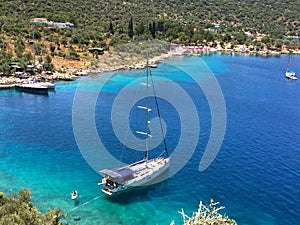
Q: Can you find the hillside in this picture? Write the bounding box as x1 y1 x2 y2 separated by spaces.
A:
0 0 300 75
1 0 300 35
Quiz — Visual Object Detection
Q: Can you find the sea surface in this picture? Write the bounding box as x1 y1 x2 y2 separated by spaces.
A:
0 54 299 225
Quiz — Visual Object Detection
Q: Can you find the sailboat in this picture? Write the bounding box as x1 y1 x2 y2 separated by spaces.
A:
16 32 49 95
15 82 49 95
285 55 297 80
40 42 55 90
98 55 170 196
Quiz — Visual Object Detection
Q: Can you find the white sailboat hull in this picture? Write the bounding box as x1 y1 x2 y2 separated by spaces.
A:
285 72 298 80
41 82 56 89
285 56 297 80
15 83 49 95
100 157 170 196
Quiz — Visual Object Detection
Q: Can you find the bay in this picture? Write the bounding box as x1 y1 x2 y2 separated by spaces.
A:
0 54 299 225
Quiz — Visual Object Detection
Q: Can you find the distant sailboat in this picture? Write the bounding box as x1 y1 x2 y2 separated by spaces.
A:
39 38 55 89
16 32 49 95
285 55 297 80
98 54 170 196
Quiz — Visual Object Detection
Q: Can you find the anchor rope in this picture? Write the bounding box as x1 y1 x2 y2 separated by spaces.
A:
67 194 105 213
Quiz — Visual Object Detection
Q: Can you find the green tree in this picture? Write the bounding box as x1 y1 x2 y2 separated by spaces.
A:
173 199 237 225
44 55 54 71
71 35 79 44
178 32 189 44
33 31 41 40
50 44 56 53
61 37 68 47
157 20 165 32
128 16 134 38
15 41 25 58
0 189 65 225
109 21 114 34
69 46 80 60
151 21 156 39
135 22 145 36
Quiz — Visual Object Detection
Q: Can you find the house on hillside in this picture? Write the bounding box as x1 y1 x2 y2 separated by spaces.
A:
30 18 74 28
214 24 220 29
88 48 104 58
46 21 74 28
30 18 48 23
25 65 35 74
10 63 23 73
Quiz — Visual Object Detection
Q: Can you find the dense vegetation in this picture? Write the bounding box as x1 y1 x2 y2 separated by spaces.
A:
174 199 237 225
0 189 65 225
0 190 235 225
1 0 299 37
0 0 300 74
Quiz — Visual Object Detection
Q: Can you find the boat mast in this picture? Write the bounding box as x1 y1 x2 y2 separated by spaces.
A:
149 70 169 157
42 42 46 80
145 53 149 163
33 31 36 79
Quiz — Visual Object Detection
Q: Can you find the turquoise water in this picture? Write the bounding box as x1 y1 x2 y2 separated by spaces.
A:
0 54 299 225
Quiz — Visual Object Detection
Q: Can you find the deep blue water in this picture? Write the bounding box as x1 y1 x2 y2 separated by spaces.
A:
0 54 299 225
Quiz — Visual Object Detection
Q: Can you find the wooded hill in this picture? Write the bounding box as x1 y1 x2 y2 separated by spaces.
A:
0 0 299 74
1 0 299 37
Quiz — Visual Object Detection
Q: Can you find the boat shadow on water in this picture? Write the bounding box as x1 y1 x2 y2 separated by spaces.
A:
104 169 170 205
14 86 56 96
74 199 80 207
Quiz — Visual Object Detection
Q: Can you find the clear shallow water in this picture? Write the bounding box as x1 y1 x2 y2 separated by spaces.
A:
0 54 299 225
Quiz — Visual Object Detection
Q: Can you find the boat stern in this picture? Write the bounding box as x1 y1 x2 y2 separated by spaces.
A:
98 176 120 195
102 188 114 196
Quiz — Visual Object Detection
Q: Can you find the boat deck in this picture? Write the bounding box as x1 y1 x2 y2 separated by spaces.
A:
125 158 169 184
0 84 15 89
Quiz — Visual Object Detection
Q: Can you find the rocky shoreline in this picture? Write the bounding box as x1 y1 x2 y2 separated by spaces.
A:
0 46 298 88
0 48 185 87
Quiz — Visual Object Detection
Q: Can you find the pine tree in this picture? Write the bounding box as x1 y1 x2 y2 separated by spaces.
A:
151 21 156 39
128 16 134 38
109 21 114 34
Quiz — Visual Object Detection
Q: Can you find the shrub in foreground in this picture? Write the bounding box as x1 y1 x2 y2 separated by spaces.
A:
0 189 65 225
172 199 237 225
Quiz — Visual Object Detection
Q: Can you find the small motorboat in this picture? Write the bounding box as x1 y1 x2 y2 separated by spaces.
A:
71 190 78 200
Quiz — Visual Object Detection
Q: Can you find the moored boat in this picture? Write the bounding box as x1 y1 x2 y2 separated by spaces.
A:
285 55 297 80
99 157 170 195
0 84 15 89
15 83 49 95
285 69 297 80
98 54 170 196
16 31 55 93
71 190 78 200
